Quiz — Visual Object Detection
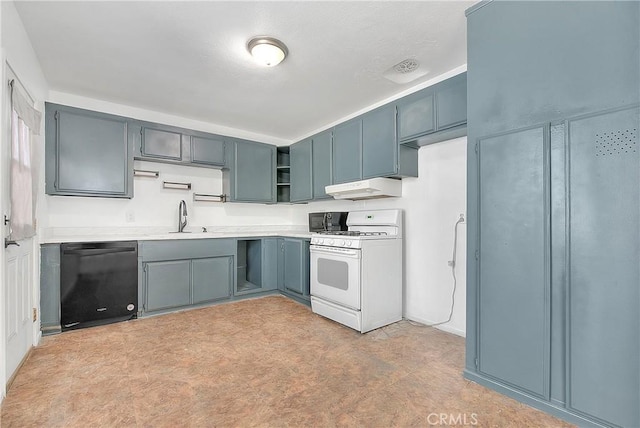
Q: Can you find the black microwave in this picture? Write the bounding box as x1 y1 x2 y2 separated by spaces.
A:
308 212 348 233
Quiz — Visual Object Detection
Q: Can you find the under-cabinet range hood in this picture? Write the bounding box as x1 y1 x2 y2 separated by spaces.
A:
325 177 402 200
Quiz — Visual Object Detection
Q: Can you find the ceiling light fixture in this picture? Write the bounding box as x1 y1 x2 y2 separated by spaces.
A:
247 37 288 67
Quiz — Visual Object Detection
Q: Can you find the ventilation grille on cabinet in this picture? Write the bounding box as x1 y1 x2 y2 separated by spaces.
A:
594 128 637 157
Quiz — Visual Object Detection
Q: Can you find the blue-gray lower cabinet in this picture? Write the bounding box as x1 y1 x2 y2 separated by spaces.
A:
236 238 281 295
45 103 133 198
224 140 276 203
278 238 310 301
312 130 332 199
144 256 234 312
145 260 191 312
289 139 313 202
40 244 61 335
192 257 233 304
140 239 236 314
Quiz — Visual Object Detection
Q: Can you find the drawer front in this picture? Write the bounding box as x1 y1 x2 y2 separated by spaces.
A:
140 239 235 261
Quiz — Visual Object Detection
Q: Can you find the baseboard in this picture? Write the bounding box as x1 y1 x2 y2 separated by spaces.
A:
463 370 608 428
404 313 466 337
6 346 33 392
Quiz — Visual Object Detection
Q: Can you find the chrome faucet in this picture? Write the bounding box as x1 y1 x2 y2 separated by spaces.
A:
178 200 188 232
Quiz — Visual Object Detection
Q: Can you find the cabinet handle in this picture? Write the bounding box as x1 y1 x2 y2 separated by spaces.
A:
4 239 20 248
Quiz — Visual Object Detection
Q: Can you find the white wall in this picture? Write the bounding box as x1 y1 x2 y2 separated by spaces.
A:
43 93 296 236
290 137 467 336
1 0 49 398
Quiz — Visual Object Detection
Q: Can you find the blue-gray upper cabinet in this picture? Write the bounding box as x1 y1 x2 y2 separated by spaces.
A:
436 73 467 131
398 72 467 148
332 119 363 184
140 125 183 161
290 139 313 202
190 136 225 166
362 104 397 178
311 130 333 199
361 104 418 179
45 103 133 198
397 91 434 142
128 120 227 169
224 139 276 203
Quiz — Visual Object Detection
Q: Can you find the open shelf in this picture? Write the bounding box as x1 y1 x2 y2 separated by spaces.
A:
236 240 263 294
276 147 291 202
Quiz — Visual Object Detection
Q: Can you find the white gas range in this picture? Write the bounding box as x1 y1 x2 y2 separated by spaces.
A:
310 209 403 333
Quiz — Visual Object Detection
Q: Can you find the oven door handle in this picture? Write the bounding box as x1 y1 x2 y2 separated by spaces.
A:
310 245 361 258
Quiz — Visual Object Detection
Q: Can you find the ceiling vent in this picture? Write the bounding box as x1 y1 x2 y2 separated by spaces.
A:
383 57 429 84
393 58 420 74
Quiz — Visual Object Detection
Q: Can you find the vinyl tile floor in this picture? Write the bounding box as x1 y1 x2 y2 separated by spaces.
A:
1 295 572 427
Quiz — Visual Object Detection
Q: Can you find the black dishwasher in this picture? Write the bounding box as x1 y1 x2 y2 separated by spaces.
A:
60 241 138 331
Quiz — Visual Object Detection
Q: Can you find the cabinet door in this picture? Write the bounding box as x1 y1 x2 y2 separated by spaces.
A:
477 126 550 399
234 141 275 202
261 238 279 291
145 260 191 311
141 127 182 160
40 244 61 333
46 105 131 197
397 91 434 141
567 107 639 428
362 104 397 178
191 136 225 166
436 73 467 131
312 130 332 199
192 257 232 304
290 139 313 202
283 239 310 296
332 120 362 184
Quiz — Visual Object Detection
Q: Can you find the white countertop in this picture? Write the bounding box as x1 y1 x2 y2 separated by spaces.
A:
41 226 313 244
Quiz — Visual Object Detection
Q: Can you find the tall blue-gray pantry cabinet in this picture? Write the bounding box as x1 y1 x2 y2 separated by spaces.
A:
465 1 640 427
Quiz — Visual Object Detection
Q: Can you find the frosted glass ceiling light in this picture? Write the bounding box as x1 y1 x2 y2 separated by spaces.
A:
248 37 288 67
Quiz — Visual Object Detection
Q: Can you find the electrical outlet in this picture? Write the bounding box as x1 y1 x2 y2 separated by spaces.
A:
448 260 455 267
459 213 465 222
125 211 135 223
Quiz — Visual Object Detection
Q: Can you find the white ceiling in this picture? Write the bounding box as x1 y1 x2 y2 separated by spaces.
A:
15 1 471 142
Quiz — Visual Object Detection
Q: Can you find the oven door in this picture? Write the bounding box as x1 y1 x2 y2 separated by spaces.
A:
310 245 361 310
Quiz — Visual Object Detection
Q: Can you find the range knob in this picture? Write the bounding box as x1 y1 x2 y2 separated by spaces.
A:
327 239 334 245
345 241 352 247
317 239 324 245
339 240 346 246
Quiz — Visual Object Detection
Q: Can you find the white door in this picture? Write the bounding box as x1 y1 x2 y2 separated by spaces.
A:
3 68 35 384
4 238 33 381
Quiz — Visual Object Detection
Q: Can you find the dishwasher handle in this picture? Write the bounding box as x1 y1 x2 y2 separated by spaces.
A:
63 247 136 256
61 241 138 256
